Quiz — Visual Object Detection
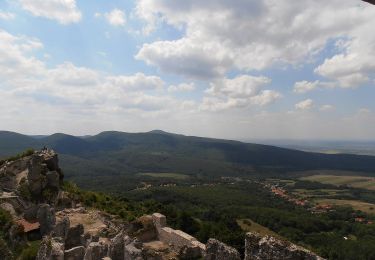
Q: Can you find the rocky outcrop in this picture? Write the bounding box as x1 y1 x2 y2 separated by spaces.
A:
64 246 85 260
245 232 324 260
37 204 56 236
36 237 65 260
65 224 84 249
205 238 241 260
83 241 108 260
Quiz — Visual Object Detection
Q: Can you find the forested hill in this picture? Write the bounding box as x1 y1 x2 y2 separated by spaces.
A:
1 130 375 186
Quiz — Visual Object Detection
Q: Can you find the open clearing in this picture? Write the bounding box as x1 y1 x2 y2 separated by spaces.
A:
237 219 283 239
300 174 375 191
138 172 190 180
314 199 375 214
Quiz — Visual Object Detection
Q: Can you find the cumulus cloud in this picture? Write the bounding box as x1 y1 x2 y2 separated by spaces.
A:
294 81 320 94
168 83 195 92
201 75 281 111
295 99 314 110
19 0 82 24
135 0 375 81
97 9 126 27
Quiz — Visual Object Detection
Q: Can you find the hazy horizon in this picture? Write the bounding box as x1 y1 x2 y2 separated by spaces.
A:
1 0 375 140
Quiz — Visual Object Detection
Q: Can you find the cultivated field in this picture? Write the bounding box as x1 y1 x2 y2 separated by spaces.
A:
300 174 375 191
314 199 375 214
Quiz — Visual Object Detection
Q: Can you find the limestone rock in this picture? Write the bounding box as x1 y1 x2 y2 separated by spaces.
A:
205 238 241 260
64 246 85 260
53 216 70 240
37 204 56 236
36 237 64 260
178 245 202 260
245 232 325 260
0 202 16 217
46 171 60 189
83 242 108 260
108 231 124 260
124 243 143 260
65 224 84 250
24 204 39 221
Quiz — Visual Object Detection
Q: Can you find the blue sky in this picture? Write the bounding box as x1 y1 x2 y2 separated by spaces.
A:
0 0 374 140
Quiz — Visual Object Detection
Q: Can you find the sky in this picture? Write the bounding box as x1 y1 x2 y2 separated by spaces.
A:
0 0 375 140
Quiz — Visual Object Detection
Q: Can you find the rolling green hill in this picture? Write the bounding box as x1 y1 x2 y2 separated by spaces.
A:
2 130 375 192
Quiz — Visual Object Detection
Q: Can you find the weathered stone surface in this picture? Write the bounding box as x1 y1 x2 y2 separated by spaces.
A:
46 171 60 189
124 243 143 260
83 242 108 260
64 246 85 260
205 238 241 260
0 202 16 216
178 245 202 260
24 204 39 221
37 204 56 236
37 237 64 260
65 224 84 250
53 216 70 240
108 231 124 260
245 232 324 260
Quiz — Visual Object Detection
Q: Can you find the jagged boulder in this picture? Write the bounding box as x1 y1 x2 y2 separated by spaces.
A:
36 237 64 260
124 243 143 260
178 245 202 259
108 231 125 260
46 171 60 189
83 241 108 260
37 204 56 236
245 232 324 260
65 224 84 250
64 246 85 260
205 238 241 260
53 216 70 240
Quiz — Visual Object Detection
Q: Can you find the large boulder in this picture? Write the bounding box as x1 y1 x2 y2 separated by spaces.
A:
205 239 241 260
65 224 84 250
36 237 64 260
46 171 60 189
83 242 108 260
37 204 56 236
124 243 143 260
108 231 125 260
245 232 324 260
53 216 70 240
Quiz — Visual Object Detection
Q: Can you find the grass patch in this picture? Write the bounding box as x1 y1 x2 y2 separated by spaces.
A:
237 219 283 240
314 199 375 215
138 172 190 180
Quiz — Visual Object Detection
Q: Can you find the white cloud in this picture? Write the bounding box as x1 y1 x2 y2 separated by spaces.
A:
293 80 320 94
103 9 126 27
135 0 375 80
201 75 281 111
295 99 314 110
0 11 15 20
320 105 334 111
106 73 164 91
168 83 195 92
0 30 45 79
19 0 82 24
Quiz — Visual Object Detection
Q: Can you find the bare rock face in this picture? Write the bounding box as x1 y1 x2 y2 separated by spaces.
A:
178 245 202 260
245 232 325 260
64 246 85 260
205 238 241 260
36 237 64 260
65 224 84 250
108 231 125 260
53 216 70 240
37 204 56 236
83 242 108 260
124 243 143 260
